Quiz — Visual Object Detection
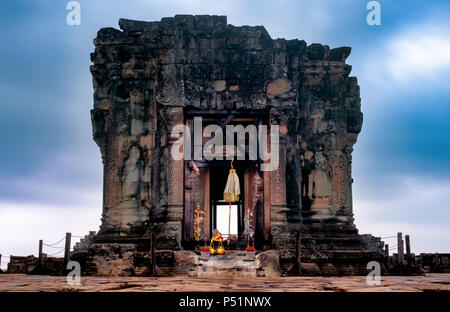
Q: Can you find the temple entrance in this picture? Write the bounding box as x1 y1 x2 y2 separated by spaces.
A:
182 111 270 250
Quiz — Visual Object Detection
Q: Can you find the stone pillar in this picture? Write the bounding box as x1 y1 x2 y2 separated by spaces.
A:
64 233 72 265
268 117 288 258
161 106 184 248
270 123 287 223
296 232 302 275
101 112 120 234
38 240 43 267
269 107 300 265
405 235 411 265
397 232 405 265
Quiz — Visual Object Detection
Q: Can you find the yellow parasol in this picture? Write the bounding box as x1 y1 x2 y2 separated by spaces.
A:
223 161 240 248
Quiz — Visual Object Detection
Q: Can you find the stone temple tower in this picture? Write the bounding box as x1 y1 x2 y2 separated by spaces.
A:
77 15 385 276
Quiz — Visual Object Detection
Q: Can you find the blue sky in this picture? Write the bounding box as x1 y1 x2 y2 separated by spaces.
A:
1 0 449 268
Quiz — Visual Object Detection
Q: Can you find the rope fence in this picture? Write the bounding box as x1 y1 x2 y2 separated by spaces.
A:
2 232 411 271
0 231 105 274
42 237 66 247
381 232 415 269
47 248 65 257
43 244 65 249
0 232 92 269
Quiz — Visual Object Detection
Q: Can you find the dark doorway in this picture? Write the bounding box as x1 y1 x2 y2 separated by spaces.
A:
182 111 270 249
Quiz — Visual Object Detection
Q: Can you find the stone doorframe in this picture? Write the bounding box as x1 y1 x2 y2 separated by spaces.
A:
180 109 273 249
160 105 299 253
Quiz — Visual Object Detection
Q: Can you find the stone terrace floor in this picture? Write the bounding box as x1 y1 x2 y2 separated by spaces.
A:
0 273 449 292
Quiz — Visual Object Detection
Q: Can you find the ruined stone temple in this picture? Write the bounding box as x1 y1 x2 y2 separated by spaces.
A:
78 15 385 276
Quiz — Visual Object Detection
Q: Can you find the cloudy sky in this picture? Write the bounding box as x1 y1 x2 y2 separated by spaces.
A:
1 0 449 269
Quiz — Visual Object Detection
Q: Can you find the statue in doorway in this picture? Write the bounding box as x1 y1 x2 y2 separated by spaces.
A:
193 202 204 241
209 229 225 255
243 207 255 242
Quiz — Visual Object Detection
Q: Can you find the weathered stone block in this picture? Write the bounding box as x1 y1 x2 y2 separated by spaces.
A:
256 250 282 277
173 251 198 274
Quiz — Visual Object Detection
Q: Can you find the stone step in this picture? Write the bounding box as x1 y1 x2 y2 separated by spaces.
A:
197 252 259 275
196 265 257 277
174 250 280 278
198 255 259 269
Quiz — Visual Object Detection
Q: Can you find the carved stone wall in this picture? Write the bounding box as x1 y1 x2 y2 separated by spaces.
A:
88 15 376 275
297 46 362 226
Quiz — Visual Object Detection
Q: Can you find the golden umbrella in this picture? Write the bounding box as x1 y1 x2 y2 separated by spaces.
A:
223 161 240 248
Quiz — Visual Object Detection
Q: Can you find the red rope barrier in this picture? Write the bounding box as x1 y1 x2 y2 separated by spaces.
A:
228 202 231 250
